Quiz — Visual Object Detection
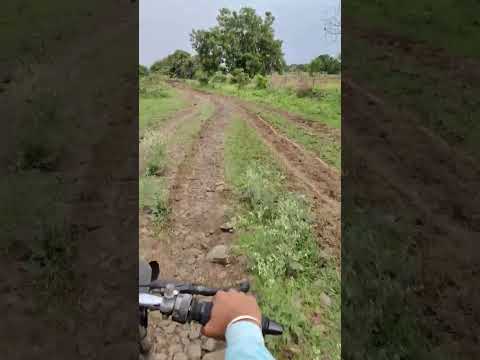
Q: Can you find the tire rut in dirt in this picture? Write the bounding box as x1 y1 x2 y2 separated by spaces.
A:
238 105 341 253
143 94 245 359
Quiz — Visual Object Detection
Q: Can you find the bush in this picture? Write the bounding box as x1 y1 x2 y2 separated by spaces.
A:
139 64 149 77
254 74 268 89
231 69 250 89
144 142 166 176
296 86 326 99
140 84 169 99
226 73 235 84
151 192 169 225
194 70 210 86
211 71 227 84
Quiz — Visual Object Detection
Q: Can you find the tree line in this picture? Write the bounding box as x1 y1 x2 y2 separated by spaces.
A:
140 7 340 79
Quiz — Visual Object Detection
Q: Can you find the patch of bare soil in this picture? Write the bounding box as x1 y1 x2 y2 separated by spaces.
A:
343 78 480 356
141 90 247 359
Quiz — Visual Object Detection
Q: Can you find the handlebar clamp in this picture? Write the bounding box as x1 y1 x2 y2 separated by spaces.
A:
172 293 193 324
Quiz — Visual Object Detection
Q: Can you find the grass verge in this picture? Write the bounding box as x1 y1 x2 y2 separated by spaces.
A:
191 80 340 129
225 118 340 359
259 111 340 169
139 76 215 226
139 77 186 137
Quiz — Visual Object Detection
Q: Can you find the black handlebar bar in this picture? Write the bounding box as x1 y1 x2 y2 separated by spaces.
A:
148 280 250 296
189 299 283 336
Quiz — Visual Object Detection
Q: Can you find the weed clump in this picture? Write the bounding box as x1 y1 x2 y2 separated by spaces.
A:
195 69 210 86
237 165 319 280
254 74 269 89
144 141 166 177
151 193 170 225
211 71 227 85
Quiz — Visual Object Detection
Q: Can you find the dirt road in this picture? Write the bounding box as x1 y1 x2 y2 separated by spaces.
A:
140 85 341 359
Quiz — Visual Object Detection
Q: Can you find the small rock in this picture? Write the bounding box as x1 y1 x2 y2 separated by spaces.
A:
202 338 217 352
186 343 202 360
168 344 183 356
202 350 225 360
165 323 177 334
179 329 190 340
319 292 332 307
220 222 234 233
173 353 188 360
189 323 202 340
180 336 190 347
153 354 168 360
206 245 229 265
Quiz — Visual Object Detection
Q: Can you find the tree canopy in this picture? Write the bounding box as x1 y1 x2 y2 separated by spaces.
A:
139 64 149 77
150 50 199 79
191 7 285 77
309 54 341 75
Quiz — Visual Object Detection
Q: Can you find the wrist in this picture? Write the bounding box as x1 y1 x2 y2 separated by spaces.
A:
227 315 261 331
225 320 264 346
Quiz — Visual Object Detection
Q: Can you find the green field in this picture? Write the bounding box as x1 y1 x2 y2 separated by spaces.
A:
196 79 341 129
225 117 340 359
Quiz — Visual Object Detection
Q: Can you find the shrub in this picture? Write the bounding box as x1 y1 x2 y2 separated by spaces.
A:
296 86 326 99
144 142 166 176
194 69 210 86
211 71 227 84
151 192 169 225
231 69 250 89
254 74 268 89
226 73 235 84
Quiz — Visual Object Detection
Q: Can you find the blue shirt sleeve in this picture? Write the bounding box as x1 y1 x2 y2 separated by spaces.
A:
225 321 275 360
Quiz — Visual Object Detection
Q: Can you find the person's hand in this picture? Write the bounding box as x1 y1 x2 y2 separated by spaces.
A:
201 290 262 339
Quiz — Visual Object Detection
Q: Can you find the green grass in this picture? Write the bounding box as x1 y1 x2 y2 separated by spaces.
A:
225 118 340 360
139 91 186 137
342 198 435 359
171 102 215 147
194 80 341 129
259 111 341 169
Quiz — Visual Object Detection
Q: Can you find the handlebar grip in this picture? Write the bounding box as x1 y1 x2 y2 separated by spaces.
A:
189 300 283 336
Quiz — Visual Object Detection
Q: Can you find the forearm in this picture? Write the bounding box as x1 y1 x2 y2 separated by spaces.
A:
225 321 275 360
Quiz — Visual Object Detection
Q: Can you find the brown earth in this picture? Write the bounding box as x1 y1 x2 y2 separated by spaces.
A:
343 76 480 356
140 84 341 359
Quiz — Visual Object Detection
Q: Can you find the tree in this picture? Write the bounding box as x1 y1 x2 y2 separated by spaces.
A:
150 50 199 79
308 54 341 87
191 7 285 77
190 29 223 75
139 64 149 77
310 55 341 75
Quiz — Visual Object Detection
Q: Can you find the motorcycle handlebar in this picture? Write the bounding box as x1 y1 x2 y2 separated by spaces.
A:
189 300 283 336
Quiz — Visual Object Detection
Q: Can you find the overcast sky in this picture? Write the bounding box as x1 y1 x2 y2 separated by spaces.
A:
140 0 340 67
